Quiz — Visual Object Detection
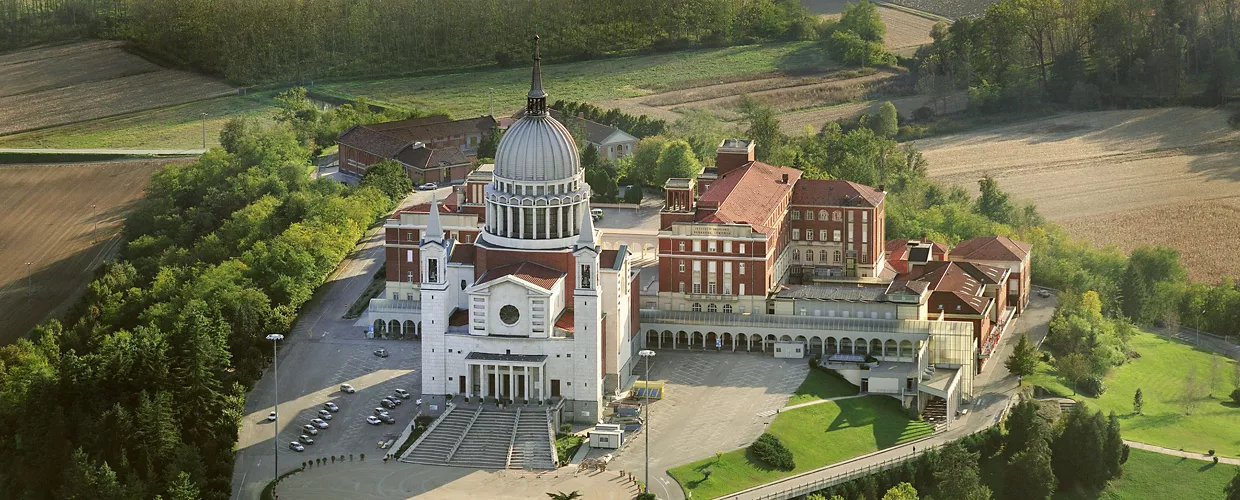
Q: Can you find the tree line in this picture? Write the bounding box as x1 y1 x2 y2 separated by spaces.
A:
1 0 816 84
0 121 412 499
914 0 1240 113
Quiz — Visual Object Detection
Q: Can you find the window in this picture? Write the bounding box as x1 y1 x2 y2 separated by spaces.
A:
679 261 685 272
460 280 467 290
863 211 869 222
739 243 746 253
407 250 414 262
407 293 414 301
692 283 701 294
833 210 842 221
834 250 842 263
707 304 718 312
680 304 686 311
805 210 814 220
885 312 892 319
708 240 717 252
833 230 841 242
739 284 745 295
692 303 702 312
679 282 686 293
792 228 801 240
806 230 814 241
799 308 806 316
862 225 868 243
693 240 701 252
407 271 414 282
499 305 520 325
739 306 746 313
724 241 732 253
793 250 800 261
723 304 733 313
820 230 828 241
848 211 854 222
871 312 878 319
862 243 868 257
820 210 829 220
392 292 399 300
405 231 414 241
848 225 854 242
679 241 685 252
820 250 827 262
427 259 439 283
791 210 801 220
805 251 813 262
739 263 746 274
708 282 717 294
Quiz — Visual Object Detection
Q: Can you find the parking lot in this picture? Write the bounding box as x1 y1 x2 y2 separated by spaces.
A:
605 351 808 500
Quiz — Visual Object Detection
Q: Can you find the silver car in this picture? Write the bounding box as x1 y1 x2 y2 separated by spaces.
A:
310 418 329 429
317 409 333 420
301 424 318 435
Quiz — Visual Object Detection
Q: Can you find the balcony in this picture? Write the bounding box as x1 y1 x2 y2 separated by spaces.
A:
368 299 422 314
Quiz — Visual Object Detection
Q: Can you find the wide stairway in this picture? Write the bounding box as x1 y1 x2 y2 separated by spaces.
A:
508 408 556 470
448 408 516 469
922 396 948 424
403 406 473 465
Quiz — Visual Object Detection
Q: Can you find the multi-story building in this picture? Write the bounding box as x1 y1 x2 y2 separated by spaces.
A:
338 115 497 183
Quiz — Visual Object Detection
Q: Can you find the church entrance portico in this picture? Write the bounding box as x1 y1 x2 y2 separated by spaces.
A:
464 352 548 402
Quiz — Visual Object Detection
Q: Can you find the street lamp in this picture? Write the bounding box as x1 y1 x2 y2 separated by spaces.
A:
1197 309 1206 345
266 333 285 483
638 349 656 494
201 112 208 150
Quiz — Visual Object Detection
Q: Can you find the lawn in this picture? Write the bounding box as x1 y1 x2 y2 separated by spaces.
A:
1081 448 1238 500
668 395 934 498
0 94 276 150
786 368 861 406
314 41 830 118
1025 331 1240 457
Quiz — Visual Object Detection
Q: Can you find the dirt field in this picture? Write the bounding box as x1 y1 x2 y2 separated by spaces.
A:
918 107 1240 281
0 41 235 136
0 159 172 345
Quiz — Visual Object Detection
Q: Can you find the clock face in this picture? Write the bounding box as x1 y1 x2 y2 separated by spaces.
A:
500 305 520 325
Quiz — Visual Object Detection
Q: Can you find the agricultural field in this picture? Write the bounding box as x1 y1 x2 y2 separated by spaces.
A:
0 159 173 345
884 0 998 19
918 107 1240 282
0 41 235 136
1024 331 1240 458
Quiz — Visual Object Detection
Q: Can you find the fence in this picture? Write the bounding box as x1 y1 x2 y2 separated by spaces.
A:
730 441 947 500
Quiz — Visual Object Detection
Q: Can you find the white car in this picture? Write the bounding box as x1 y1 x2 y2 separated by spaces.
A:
365 415 382 425
302 424 319 435
267 411 276 421
418 182 438 191
1038 289 1052 298
323 402 339 412
394 389 411 399
374 408 390 416
310 418 329 429
289 442 305 452
317 409 333 420
340 383 355 394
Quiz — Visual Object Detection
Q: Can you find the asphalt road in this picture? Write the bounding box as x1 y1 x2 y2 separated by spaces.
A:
230 186 448 500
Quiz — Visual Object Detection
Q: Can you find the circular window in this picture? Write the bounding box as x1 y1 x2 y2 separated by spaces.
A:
499 305 520 325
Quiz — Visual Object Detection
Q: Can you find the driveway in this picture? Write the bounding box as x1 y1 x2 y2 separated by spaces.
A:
231 187 451 500
606 351 809 500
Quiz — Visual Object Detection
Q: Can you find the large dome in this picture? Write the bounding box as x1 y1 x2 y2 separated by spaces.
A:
494 114 580 182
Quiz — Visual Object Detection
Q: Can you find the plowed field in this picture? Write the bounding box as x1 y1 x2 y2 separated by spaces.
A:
0 159 176 344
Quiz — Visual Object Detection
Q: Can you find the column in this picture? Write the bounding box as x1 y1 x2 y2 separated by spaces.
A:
517 208 524 239
465 363 471 397
506 206 514 238
508 365 516 401
543 208 550 239
525 366 532 402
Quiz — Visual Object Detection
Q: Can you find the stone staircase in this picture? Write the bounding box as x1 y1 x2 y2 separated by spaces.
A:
922 396 948 424
447 408 517 469
507 408 556 470
403 406 474 465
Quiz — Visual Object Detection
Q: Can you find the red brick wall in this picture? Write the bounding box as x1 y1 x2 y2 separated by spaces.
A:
339 144 386 176
716 151 753 177
386 245 421 285
630 276 641 338
474 246 578 302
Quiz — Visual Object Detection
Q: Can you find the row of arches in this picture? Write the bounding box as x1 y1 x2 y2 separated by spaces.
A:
373 319 423 339
643 330 916 359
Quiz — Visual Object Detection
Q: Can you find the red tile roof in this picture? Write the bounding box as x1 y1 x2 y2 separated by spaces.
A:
475 261 565 291
949 236 1031 262
366 115 496 143
791 179 884 207
903 261 984 297
449 243 476 264
554 309 575 333
696 162 800 235
391 190 461 219
933 292 991 315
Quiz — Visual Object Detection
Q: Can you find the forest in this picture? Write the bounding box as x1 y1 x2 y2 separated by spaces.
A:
0 0 815 83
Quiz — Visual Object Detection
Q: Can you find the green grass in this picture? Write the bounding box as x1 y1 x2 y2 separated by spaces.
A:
786 368 861 406
1026 331 1240 457
555 434 585 466
668 395 933 498
314 41 830 117
0 94 277 150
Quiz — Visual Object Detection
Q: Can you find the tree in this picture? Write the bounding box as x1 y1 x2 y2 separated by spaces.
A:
631 136 669 186
1006 333 1039 383
359 160 414 203
976 174 1015 224
1234 359 1240 394
934 441 992 500
872 101 899 138
165 471 200 500
881 482 919 500
655 140 701 186
477 126 503 160
839 0 886 43
1210 355 1223 396
1183 365 1204 415
1227 467 1240 500
1006 438 1056 500
1133 388 1144 415
1056 352 1091 395
737 96 784 160
1005 398 1049 454
546 492 582 500
219 117 259 154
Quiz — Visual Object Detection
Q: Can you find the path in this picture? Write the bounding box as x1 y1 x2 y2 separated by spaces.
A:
774 393 868 413
0 147 207 155
1124 440 1240 466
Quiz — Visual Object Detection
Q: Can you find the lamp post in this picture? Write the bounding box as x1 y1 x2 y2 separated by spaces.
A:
201 112 208 150
1197 309 1206 345
638 349 656 493
266 333 285 483
489 88 495 118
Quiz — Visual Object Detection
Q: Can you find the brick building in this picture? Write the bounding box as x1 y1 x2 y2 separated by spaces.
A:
337 115 497 183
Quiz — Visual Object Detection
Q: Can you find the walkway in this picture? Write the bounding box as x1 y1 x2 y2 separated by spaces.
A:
768 394 868 414
0 147 206 155
1124 440 1240 466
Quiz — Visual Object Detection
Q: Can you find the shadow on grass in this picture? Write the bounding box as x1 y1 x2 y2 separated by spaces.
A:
827 396 933 448
1197 461 1219 472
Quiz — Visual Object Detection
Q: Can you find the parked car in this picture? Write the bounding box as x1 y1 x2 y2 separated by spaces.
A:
374 408 390 416
380 399 396 409
365 416 382 425
373 348 389 358
378 413 396 424
418 182 438 191
340 383 355 394
383 396 402 406
323 402 339 412
1038 289 1052 298
298 434 314 445
394 388 411 399
591 208 604 221
317 409 333 420
302 424 319 435
289 442 305 452
415 398 423 406
310 418 329 429
267 411 276 422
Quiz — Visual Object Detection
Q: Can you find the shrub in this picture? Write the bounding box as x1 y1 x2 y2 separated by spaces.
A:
749 433 795 470
1214 456 1220 464
623 186 643 204
1230 388 1240 405
560 423 573 434
1080 375 1107 397
912 106 935 121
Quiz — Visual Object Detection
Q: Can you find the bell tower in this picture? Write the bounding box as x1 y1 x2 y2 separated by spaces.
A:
571 205 603 422
420 195 451 398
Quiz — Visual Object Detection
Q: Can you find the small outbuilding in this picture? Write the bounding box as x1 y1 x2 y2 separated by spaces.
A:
589 424 625 449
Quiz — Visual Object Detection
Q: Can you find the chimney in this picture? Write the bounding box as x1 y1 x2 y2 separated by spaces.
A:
715 138 755 177
781 173 789 184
